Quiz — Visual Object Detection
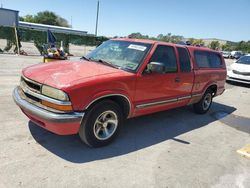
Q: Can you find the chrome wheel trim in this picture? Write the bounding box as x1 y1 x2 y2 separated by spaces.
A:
203 93 212 110
93 110 118 140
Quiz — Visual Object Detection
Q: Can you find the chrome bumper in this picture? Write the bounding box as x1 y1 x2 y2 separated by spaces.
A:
13 87 84 123
226 77 250 84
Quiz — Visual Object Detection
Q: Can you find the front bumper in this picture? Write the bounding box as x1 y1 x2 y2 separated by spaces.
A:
13 87 85 135
227 77 250 84
227 71 250 84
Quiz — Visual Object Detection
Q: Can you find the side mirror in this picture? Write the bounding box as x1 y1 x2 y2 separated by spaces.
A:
146 62 165 74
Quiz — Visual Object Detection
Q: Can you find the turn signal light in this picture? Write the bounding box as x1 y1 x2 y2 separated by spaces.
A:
41 100 73 112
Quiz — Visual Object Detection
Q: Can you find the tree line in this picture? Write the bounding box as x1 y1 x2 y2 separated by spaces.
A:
19 11 70 27
125 32 250 53
221 41 250 53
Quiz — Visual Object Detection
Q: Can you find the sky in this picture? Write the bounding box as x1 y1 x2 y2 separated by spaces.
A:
1 0 250 41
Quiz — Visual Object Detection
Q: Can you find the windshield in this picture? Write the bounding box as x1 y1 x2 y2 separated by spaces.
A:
86 40 152 71
236 56 250 65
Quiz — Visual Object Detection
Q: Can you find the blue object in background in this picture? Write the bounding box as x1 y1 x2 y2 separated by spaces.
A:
47 29 56 44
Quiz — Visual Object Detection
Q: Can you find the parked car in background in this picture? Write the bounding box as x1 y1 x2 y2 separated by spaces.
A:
222 51 231 58
230 51 243 59
13 38 227 147
227 55 250 84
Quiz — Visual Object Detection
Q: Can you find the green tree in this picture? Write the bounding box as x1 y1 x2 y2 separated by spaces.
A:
221 43 232 51
157 34 164 40
20 11 70 27
209 41 220 50
235 41 250 53
188 38 195 44
169 35 184 43
162 33 172 42
128 32 142 38
20 15 35 23
19 16 24 21
128 32 149 39
192 39 205 46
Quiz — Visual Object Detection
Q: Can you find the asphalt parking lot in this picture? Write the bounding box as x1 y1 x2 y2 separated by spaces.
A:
0 54 250 188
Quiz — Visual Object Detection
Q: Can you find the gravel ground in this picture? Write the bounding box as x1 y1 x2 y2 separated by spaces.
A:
0 54 249 188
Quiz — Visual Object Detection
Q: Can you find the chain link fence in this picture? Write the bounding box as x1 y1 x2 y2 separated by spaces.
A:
0 26 108 55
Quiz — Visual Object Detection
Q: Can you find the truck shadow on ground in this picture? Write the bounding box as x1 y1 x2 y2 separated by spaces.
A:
29 102 236 163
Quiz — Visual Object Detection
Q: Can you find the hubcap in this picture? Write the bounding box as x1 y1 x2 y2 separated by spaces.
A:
93 110 118 140
203 93 212 110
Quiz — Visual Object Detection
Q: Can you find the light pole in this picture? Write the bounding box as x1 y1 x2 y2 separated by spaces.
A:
71 16 72 28
95 0 99 36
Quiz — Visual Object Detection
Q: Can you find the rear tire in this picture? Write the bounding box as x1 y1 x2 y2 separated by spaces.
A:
79 100 123 147
193 90 213 114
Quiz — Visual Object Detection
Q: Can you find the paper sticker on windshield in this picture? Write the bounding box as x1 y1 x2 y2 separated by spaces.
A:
128 44 147 51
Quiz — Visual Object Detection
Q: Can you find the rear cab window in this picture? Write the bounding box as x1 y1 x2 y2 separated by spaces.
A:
194 50 223 68
177 47 191 72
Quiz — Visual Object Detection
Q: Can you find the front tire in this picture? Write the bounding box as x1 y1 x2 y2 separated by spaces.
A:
193 90 213 114
79 100 123 147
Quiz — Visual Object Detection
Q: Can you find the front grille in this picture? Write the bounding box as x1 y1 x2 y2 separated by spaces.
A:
21 77 41 93
232 70 250 76
25 93 40 103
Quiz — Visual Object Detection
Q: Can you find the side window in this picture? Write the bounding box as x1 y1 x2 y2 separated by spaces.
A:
177 47 191 72
209 53 222 68
194 51 210 68
194 51 223 68
150 45 177 73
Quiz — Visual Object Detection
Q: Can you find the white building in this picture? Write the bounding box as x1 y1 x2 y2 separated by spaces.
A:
0 8 19 27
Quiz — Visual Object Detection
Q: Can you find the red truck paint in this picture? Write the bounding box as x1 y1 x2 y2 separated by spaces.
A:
14 38 226 136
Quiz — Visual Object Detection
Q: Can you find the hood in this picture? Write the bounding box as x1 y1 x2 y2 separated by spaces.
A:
231 63 250 73
22 60 129 88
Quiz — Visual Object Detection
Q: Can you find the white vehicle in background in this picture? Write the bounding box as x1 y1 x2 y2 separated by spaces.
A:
230 51 243 59
227 55 250 84
222 51 231 58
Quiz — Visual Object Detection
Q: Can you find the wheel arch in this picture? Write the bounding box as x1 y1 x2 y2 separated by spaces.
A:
206 84 218 97
85 94 132 118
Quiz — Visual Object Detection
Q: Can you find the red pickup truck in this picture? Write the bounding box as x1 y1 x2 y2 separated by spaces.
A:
13 38 226 147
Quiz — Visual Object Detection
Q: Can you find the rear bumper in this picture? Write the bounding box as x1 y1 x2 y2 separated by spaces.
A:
13 87 84 135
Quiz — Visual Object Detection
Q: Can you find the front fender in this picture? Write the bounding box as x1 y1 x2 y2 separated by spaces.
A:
85 90 133 109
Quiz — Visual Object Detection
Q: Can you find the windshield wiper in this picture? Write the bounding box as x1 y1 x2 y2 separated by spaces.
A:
80 56 90 61
90 58 119 69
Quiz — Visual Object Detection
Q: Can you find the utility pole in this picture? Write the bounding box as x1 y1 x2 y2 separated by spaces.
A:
13 23 20 55
95 0 99 36
71 16 72 28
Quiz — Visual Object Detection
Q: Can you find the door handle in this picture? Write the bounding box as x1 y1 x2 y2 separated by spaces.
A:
175 77 181 83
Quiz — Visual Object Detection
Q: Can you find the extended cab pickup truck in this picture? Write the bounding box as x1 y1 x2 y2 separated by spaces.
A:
13 38 226 147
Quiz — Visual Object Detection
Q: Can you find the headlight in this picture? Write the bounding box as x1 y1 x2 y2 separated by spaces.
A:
41 85 69 101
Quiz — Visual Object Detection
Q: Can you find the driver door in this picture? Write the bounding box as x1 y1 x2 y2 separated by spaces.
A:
134 44 185 116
